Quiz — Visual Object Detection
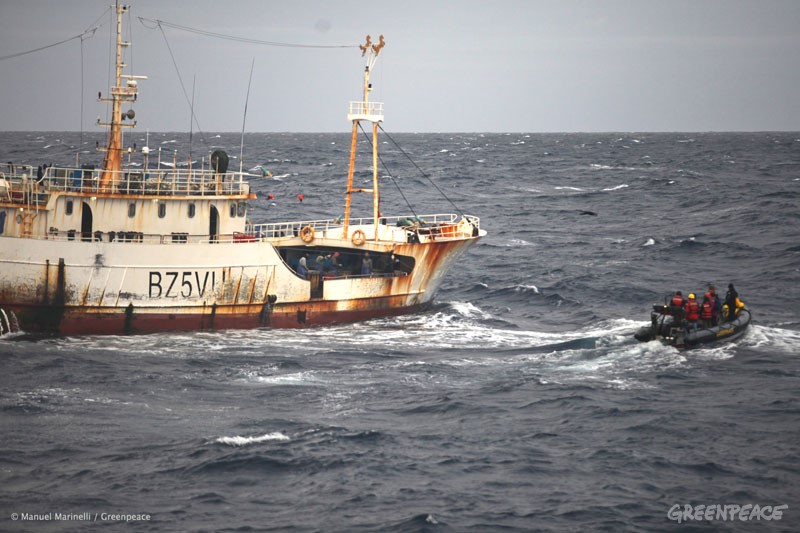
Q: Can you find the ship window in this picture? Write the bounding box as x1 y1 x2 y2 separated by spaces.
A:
158 202 167 218
65 200 73 215
188 203 196 218
237 202 246 218
0 211 5 234
229 202 237 218
128 202 136 218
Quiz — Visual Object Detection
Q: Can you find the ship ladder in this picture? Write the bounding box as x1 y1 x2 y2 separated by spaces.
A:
21 212 36 238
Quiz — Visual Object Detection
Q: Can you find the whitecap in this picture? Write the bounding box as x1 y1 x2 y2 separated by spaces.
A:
506 238 533 246
602 184 629 191
514 284 539 293
215 432 290 447
449 301 491 319
554 186 584 191
740 324 800 353
252 371 320 385
643 238 656 246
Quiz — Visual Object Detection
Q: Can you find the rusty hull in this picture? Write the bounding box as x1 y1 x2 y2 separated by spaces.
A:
0 231 478 336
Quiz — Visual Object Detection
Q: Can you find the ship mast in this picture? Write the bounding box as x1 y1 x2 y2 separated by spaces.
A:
343 34 385 240
98 1 146 192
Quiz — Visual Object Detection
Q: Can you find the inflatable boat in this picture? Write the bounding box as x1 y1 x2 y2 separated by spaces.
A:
634 304 751 349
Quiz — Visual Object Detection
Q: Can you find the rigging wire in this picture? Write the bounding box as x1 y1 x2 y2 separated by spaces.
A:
156 22 208 150
78 34 85 166
126 5 135 91
0 6 109 62
104 7 114 141
0 28 100 62
357 123 418 219
240 59 256 174
78 7 111 163
137 17 357 49
378 125 465 217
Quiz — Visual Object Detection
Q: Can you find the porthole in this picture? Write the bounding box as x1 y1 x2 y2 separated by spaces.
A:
158 202 166 218
65 200 73 215
128 202 136 218
230 202 237 217
188 203 196 219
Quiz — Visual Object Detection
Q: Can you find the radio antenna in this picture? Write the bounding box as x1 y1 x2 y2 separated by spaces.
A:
239 58 255 174
189 74 195 162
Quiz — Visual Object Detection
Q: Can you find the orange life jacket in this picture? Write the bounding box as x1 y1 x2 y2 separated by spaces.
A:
701 300 714 319
685 300 700 321
671 295 684 307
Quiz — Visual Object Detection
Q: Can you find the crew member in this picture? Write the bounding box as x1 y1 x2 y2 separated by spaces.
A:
670 291 686 324
297 254 308 279
361 251 372 275
700 295 715 329
724 284 739 322
684 293 700 334
704 284 722 325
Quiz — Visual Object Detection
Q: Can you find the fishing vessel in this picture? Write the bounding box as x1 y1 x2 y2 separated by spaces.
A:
0 4 485 336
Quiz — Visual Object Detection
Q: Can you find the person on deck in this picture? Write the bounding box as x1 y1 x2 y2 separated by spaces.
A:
704 284 723 324
684 293 700 334
361 252 373 275
670 291 686 324
700 294 715 329
724 284 739 322
297 254 308 279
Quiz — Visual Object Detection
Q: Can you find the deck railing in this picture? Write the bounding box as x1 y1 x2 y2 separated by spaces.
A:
250 213 481 242
347 101 385 122
10 212 480 245
0 163 252 204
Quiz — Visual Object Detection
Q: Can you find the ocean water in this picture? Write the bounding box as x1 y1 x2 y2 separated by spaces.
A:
1 131 799 532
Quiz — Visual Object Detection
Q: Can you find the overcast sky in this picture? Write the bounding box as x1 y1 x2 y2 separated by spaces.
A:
1 0 799 132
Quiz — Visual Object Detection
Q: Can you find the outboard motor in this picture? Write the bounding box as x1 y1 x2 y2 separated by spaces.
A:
634 304 675 342
634 325 654 342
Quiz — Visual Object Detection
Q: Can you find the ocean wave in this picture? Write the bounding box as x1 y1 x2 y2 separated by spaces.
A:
250 371 322 386
488 237 534 247
214 432 290 447
739 324 800 353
